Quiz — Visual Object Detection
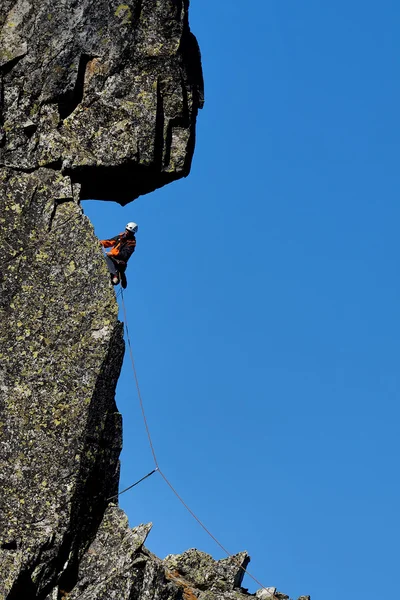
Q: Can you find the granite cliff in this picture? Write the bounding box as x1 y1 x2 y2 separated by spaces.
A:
0 2 307 599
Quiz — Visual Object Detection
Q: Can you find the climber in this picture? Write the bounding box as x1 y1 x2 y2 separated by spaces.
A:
100 222 138 289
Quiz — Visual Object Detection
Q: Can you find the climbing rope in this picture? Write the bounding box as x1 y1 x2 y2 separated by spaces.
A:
118 288 271 594
107 468 158 501
120 289 159 468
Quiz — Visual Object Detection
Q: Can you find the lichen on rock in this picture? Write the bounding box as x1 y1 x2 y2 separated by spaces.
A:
0 0 204 597
0 168 125 597
0 2 308 600
0 0 204 204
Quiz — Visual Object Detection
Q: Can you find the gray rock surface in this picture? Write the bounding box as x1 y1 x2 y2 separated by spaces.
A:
164 548 250 591
51 506 253 600
0 2 308 599
256 589 277 599
0 0 203 596
0 171 125 597
0 0 204 204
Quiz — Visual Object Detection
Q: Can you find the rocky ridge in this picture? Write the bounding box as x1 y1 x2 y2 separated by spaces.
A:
0 1 308 599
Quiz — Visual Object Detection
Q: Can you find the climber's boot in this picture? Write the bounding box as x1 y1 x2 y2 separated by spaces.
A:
120 271 127 289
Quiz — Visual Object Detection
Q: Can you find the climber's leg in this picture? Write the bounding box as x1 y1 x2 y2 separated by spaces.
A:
104 254 120 285
120 270 127 289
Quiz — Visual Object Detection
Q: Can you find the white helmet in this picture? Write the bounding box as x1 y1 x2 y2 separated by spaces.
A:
125 222 138 234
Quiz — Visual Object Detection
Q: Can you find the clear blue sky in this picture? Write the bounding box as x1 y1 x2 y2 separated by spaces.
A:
83 2 400 598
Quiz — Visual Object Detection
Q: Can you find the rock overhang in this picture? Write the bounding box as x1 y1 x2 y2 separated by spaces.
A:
0 0 204 594
0 0 204 204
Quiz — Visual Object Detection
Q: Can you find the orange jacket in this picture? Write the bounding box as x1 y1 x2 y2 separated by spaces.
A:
100 232 136 264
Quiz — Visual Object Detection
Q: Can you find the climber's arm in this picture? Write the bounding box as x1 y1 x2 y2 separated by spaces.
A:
100 235 119 248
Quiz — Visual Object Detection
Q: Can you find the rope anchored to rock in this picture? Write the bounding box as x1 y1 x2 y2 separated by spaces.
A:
107 468 158 501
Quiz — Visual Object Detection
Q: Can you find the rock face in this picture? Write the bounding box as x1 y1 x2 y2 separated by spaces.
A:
0 0 204 597
0 2 306 600
0 0 204 204
0 171 125 598
55 506 252 600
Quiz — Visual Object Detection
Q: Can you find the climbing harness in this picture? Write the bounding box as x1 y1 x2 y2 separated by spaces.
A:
118 288 272 594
